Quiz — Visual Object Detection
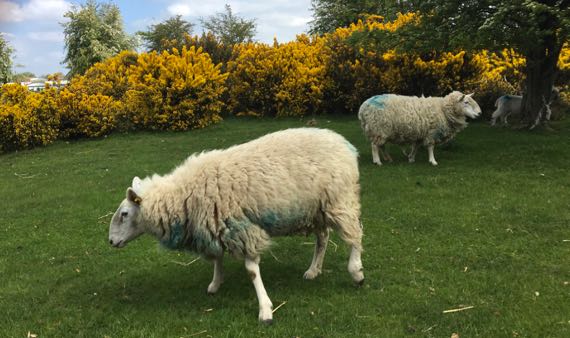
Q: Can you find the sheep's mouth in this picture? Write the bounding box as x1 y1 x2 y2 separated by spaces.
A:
110 240 126 248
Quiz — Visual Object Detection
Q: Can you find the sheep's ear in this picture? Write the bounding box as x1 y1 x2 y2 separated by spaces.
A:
127 188 142 205
467 92 475 97
132 176 142 192
459 93 466 101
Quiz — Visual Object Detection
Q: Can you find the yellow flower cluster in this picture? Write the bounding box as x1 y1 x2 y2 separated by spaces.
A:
334 12 419 39
227 35 329 117
558 44 570 71
72 51 139 99
557 43 570 104
0 84 60 151
123 46 227 130
58 90 121 138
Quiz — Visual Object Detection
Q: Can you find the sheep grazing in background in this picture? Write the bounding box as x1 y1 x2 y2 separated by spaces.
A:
490 95 522 126
491 87 559 126
108 128 364 324
358 91 481 166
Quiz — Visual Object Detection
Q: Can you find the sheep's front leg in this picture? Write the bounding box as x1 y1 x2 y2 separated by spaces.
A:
427 145 438 166
304 229 329 280
245 256 273 324
207 255 224 294
348 245 365 285
371 143 382 165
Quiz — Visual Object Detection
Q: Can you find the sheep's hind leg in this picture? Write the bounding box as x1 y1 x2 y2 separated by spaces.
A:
325 205 365 285
304 229 329 280
207 255 224 294
408 143 419 163
503 112 510 126
371 143 382 165
379 145 393 162
491 109 501 126
245 256 273 324
427 144 438 166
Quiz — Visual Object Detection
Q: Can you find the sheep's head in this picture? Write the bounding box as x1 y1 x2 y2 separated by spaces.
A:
108 177 145 248
453 92 481 119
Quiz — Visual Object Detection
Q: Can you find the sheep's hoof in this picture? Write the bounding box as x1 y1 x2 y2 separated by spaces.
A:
356 278 365 287
207 283 221 294
303 268 320 280
430 161 438 166
260 319 273 325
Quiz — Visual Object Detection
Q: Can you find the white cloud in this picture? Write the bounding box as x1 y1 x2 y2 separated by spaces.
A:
288 16 311 28
167 3 192 17
131 17 160 31
0 0 71 23
27 31 64 42
0 1 23 22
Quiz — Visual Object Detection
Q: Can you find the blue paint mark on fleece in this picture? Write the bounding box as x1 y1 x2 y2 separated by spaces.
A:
188 228 223 257
500 95 513 102
160 221 222 257
160 221 185 250
433 128 448 142
256 210 308 236
366 94 389 109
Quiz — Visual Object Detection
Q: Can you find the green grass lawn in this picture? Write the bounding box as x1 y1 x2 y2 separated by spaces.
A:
1 116 569 337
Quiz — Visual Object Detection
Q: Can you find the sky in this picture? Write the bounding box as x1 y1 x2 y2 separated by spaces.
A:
0 0 314 76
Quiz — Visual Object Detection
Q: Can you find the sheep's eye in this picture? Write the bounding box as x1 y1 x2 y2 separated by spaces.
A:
121 211 128 218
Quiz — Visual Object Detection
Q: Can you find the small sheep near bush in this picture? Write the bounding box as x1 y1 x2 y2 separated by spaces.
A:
358 91 481 166
491 88 560 126
108 128 365 324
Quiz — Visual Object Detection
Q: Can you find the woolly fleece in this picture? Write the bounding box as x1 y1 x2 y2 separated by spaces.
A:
135 128 362 259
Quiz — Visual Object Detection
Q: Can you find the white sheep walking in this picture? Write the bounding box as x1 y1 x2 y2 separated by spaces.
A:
108 128 364 324
358 91 481 166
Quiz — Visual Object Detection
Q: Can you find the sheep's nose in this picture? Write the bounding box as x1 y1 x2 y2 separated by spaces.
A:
109 239 114 245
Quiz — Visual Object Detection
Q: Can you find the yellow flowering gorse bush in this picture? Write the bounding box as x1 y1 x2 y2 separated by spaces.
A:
227 35 329 117
1 46 227 150
0 84 60 151
1 12 568 152
124 46 227 130
58 90 121 138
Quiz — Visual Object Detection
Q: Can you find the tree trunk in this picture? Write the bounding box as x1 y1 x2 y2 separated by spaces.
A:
520 53 558 128
520 3 563 129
